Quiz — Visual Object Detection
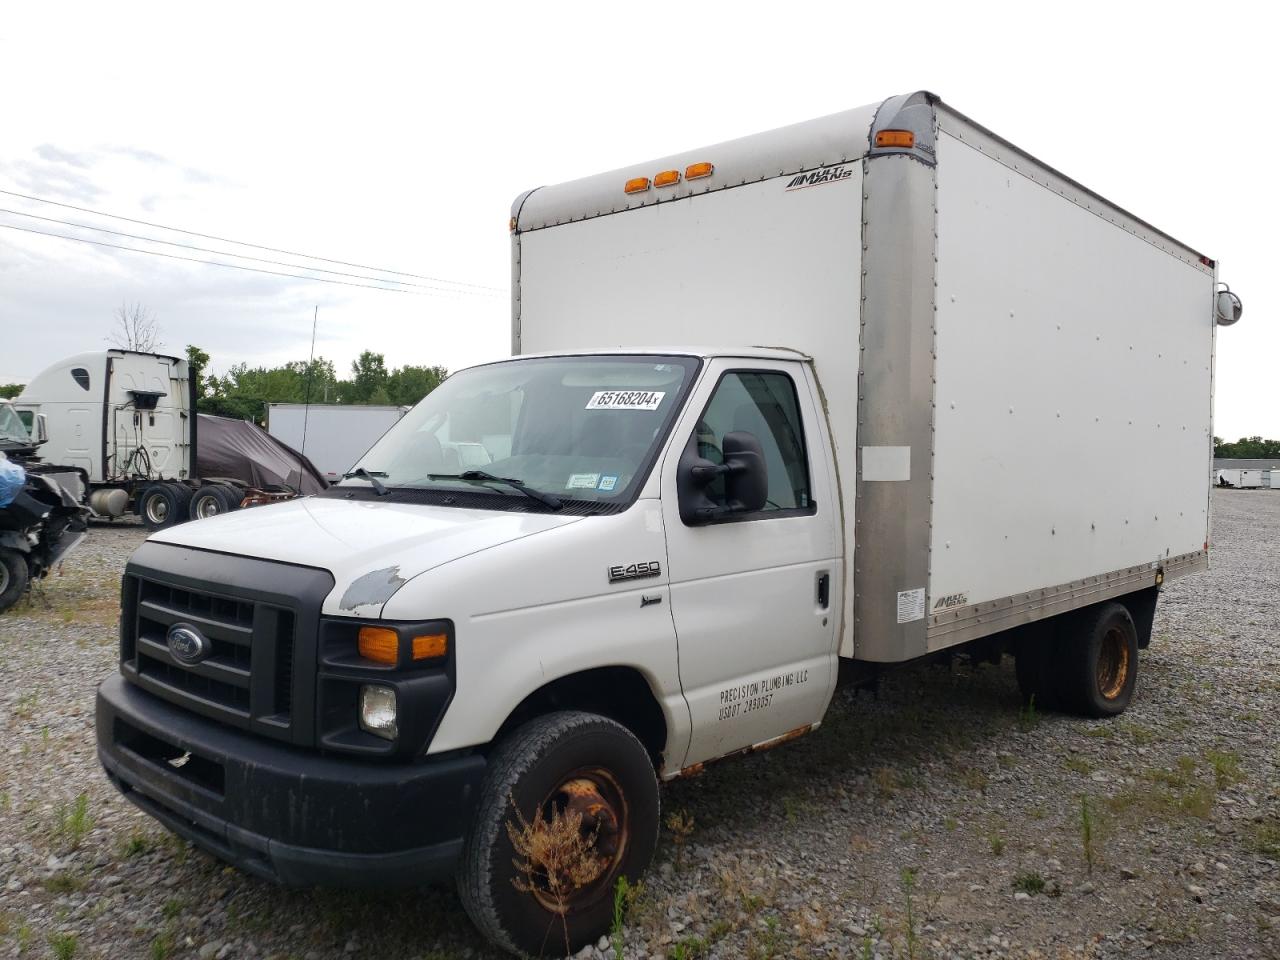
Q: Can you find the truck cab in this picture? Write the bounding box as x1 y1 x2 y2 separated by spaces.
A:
96 347 844 953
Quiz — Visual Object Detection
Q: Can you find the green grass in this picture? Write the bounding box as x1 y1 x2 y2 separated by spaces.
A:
1204 749 1242 790
54 793 93 850
1064 756 1093 776
1012 871 1046 895
48 932 78 960
44 872 87 894
1252 816 1280 857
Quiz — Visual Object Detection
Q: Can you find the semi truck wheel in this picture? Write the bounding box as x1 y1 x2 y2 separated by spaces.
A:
215 486 243 512
0 549 29 612
190 485 233 520
458 711 660 958
139 483 191 531
1058 602 1139 717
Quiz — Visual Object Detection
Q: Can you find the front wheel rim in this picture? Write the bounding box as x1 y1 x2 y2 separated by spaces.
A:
1097 625 1131 700
527 766 630 915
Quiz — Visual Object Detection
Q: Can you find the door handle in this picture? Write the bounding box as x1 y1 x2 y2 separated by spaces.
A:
816 572 830 610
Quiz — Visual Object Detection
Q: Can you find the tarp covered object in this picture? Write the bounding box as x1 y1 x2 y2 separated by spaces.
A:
196 415 328 495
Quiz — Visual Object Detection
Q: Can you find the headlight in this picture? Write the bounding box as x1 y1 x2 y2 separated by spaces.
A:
359 685 398 740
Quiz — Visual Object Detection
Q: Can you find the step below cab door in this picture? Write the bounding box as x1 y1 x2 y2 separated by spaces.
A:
661 358 840 770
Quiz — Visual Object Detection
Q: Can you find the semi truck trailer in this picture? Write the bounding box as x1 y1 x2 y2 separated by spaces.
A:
95 90 1240 955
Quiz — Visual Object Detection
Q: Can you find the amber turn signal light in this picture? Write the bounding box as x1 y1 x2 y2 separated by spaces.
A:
412 632 448 661
358 626 399 665
684 162 714 180
624 177 650 195
875 130 915 148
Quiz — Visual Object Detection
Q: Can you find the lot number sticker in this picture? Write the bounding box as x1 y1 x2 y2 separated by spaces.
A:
586 390 665 411
896 588 925 624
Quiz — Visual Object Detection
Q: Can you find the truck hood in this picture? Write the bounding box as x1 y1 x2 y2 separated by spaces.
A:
149 496 583 616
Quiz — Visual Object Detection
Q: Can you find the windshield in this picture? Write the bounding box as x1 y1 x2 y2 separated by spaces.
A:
0 404 29 445
340 355 699 505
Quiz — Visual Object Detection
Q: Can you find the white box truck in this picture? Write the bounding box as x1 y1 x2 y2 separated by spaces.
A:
266 403 407 482
95 91 1242 955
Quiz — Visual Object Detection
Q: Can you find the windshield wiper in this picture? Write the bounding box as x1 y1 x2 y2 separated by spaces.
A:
428 470 562 510
344 467 389 496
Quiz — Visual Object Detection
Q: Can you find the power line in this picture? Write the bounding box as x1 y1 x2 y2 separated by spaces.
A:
0 206 496 296
0 221 436 294
0 186 504 292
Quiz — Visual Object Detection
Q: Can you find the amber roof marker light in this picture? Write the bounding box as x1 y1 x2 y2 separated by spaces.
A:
875 130 915 148
685 162 714 180
654 170 681 187
624 177 651 195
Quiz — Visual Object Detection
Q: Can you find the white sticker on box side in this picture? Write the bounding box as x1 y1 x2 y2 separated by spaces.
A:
896 588 925 624
585 390 665 411
566 473 601 490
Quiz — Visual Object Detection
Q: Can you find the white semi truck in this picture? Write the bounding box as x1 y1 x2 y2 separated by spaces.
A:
95 91 1240 955
16 350 317 527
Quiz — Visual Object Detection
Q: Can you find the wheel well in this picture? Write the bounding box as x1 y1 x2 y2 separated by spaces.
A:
495 666 668 767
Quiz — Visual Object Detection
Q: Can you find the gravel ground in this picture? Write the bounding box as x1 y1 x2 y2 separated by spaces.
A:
1 493 1277 960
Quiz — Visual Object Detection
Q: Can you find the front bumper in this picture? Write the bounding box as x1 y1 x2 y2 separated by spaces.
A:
96 673 485 887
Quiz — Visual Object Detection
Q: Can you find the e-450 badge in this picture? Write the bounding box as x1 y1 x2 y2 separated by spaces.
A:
608 561 661 584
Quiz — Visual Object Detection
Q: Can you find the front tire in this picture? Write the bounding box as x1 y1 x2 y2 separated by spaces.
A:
0 549 29 613
458 711 660 958
1058 602 1139 717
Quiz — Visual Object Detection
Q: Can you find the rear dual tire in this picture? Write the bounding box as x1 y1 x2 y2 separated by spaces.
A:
139 483 193 531
189 485 241 521
458 711 660 958
1016 601 1139 717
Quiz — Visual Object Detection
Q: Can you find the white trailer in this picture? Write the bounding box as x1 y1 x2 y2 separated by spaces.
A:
1217 468 1263 488
266 403 407 482
96 91 1240 956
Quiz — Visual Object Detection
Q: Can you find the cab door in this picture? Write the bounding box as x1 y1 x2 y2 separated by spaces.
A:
661 359 840 769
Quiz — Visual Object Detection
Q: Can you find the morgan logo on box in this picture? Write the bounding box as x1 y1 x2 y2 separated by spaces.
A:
785 165 853 191
933 592 969 611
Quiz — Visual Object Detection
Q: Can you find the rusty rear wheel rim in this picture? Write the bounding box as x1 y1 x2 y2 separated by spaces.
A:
530 766 629 915
1097 625 1131 700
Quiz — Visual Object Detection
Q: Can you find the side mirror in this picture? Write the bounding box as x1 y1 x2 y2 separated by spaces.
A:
34 414 48 446
677 430 768 524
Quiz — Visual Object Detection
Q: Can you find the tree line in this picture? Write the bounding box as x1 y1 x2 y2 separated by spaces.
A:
1213 436 1280 459
185 347 446 423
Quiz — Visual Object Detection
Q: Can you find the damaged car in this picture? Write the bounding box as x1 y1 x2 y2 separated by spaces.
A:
0 400 91 612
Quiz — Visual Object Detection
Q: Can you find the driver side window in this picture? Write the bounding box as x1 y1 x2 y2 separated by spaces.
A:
695 371 812 513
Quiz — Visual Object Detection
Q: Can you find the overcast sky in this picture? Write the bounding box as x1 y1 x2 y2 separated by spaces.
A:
1 2 1273 439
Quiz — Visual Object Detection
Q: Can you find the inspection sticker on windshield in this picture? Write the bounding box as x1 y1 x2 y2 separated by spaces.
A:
586 390 665 411
597 475 618 492
566 473 601 490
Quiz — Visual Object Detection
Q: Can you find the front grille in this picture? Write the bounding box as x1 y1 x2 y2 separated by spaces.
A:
125 575 298 742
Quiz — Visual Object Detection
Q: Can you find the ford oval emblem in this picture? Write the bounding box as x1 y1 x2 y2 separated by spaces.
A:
166 623 211 665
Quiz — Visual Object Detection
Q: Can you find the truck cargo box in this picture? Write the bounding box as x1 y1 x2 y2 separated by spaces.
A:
511 91 1215 663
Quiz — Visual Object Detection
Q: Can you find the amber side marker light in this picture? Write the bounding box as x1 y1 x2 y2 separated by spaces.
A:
624 177 651 195
412 632 448 661
654 169 680 187
685 162 714 180
875 129 915 148
358 626 399 665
